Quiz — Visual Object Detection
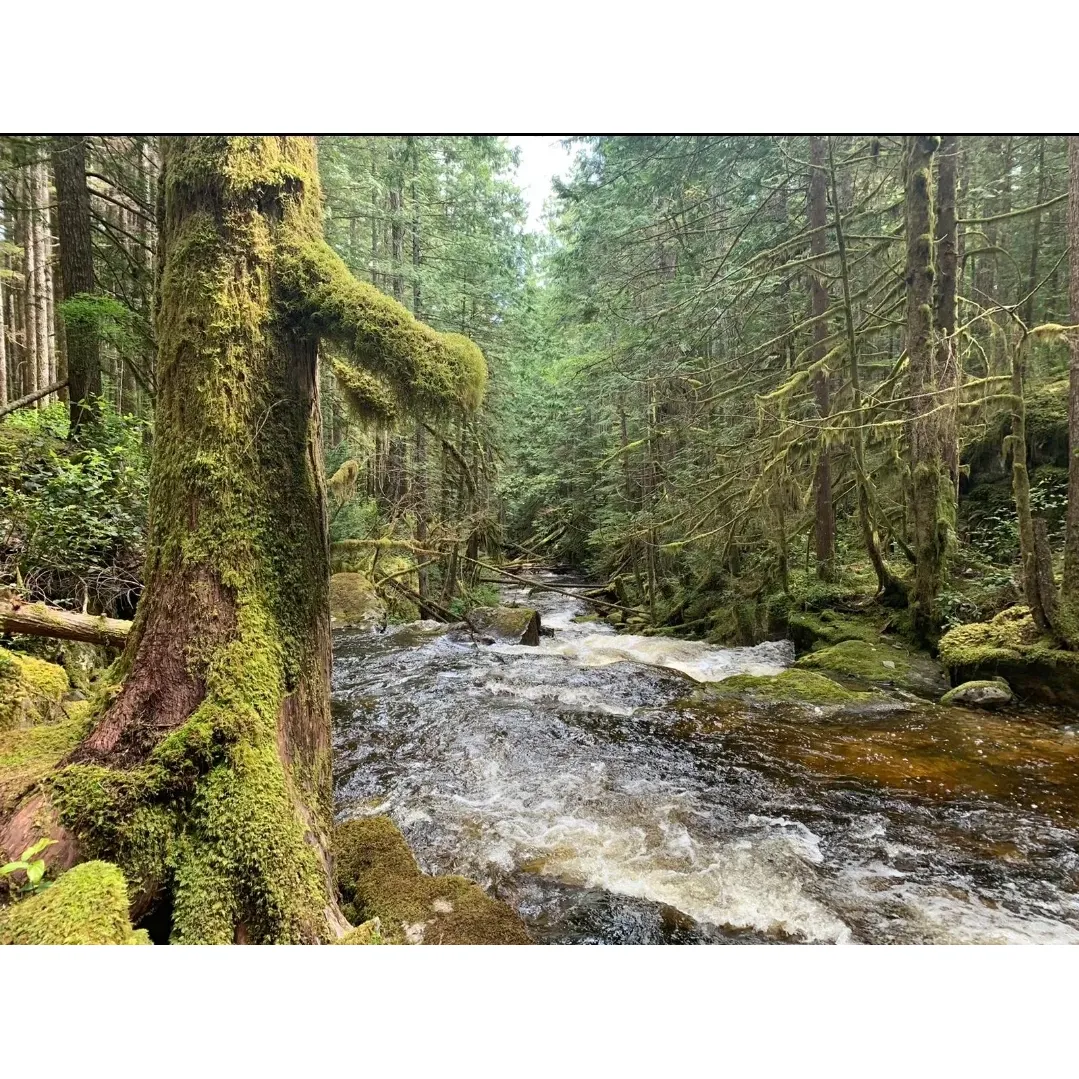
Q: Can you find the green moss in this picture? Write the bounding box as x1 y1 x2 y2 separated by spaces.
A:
0 646 70 730
334 817 531 945
0 706 91 816
706 669 874 705
336 917 384 944
0 861 149 945
938 606 1038 668
278 235 487 420
796 638 911 681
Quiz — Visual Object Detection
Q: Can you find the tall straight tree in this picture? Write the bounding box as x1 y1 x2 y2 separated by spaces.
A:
1060 136 1079 640
1 137 485 943
807 136 835 580
51 136 100 432
905 135 946 641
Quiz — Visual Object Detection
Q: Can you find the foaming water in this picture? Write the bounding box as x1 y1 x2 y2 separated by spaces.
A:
332 573 1079 944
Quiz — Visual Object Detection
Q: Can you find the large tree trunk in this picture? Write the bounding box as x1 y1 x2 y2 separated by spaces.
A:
1 136 486 945
52 136 101 434
4 138 340 943
905 134 945 643
807 136 835 581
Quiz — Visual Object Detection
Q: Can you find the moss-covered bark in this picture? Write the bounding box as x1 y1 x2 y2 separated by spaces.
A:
0 137 486 944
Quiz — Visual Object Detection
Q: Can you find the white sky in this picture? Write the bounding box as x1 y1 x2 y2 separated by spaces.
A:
510 136 577 232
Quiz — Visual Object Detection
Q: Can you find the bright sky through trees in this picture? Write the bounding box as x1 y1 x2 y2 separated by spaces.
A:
510 135 575 231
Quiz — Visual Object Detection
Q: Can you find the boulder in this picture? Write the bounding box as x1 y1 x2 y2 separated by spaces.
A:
939 606 1079 707
467 606 541 646
794 638 949 697
334 817 531 944
940 679 1014 710
329 572 385 629
0 646 69 730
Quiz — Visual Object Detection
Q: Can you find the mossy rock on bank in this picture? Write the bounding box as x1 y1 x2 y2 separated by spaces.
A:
329 572 386 629
468 606 541 646
939 606 1079 707
700 669 877 706
940 679 1014 710
786 609 882 653
334 817 531 945
0 861 149 945
0 646 70 730
795 638 948 697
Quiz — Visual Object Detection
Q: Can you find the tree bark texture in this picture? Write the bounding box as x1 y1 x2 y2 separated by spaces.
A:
52 136 101 433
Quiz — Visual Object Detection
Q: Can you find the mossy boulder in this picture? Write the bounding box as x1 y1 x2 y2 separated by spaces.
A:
336 917 384 944
786 609 882 653
939 606 1079 707
940 679 1014 710
702 669 876 706
0 646 70 730
795 638 948 697
334 817 531 945
468 606 541 646
0 861 149 945
329 572 386 629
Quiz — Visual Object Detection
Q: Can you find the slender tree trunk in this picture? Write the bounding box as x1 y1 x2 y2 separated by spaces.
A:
827 138 903 603
1059 136 1079 639
22 168 38 399
1021 137 1046 328
32 162 50 403
935 136 960 500
1011 334 1055 632
52 136 101 434
807 136 835 581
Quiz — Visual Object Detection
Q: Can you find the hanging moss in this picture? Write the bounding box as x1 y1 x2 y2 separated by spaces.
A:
0 861 149 945
334 817 531 945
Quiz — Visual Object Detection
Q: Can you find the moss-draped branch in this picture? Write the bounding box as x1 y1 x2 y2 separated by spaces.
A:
278 238 486 420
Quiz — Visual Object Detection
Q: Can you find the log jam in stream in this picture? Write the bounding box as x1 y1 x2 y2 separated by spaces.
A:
332 573 1079 944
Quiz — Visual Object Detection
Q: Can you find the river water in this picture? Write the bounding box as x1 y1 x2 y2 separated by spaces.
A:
331 574 1079 944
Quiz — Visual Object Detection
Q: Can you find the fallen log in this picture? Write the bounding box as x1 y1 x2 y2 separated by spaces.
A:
0 380 68 419
0 600 131 647
463 558 641 616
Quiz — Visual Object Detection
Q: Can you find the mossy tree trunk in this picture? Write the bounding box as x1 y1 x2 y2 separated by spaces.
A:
0 137 485 944
905 134 947 643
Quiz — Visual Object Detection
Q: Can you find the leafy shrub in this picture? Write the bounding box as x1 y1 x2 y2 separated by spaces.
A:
0 401 149 616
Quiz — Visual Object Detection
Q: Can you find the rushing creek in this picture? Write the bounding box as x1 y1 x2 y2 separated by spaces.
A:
331 574 1079 944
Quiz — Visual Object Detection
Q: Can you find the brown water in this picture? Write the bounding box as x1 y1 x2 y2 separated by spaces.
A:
331 574 1079 944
